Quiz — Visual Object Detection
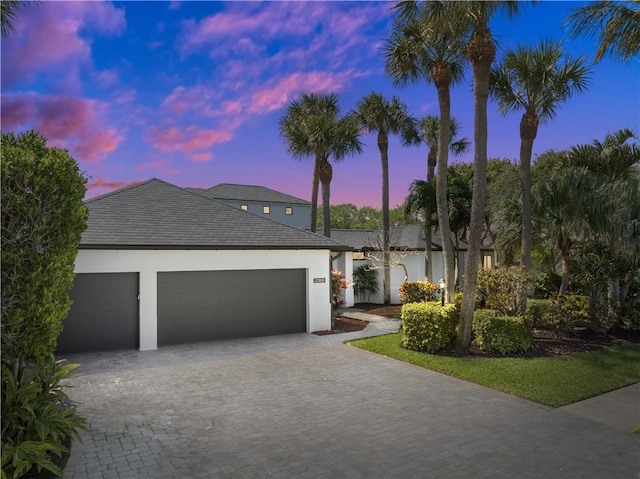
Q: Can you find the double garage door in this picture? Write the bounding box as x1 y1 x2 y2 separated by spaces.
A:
57 269 306 353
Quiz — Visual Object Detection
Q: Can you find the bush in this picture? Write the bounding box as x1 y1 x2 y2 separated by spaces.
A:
1 355 88 479
546 294 590 337
533 272 558 299
401 302 456 353
476 266 534 316
353 265 378 303
472 310 533 355
399 281 439 304
525 298 555 329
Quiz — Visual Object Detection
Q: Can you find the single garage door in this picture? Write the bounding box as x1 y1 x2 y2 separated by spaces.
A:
57 273 139 353
157 269 306 345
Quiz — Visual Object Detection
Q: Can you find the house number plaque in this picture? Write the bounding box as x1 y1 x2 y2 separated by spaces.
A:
313 278 326 283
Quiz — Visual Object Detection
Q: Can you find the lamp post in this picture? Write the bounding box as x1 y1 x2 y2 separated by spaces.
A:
439 278 446 307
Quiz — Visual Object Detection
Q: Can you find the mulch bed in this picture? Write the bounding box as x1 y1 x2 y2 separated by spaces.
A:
322 303 640 358
312 317 369 335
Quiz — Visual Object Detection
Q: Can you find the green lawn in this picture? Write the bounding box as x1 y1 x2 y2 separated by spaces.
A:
347 333 640 407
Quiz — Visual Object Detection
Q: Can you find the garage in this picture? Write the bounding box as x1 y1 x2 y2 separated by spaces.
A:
157 269 306 345
57 272 139 353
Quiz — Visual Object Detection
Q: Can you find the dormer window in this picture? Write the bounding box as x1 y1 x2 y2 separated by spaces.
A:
240 204 248 211
263 206 270 214
285 207 293 215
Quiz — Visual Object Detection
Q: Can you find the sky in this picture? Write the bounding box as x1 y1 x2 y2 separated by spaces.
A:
1 1 638 208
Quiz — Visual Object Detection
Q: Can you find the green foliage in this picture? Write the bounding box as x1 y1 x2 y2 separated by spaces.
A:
472 310 533 355
533 272 558 299
317 204 416 230
1 355 88 479
353 265 379 303
1 131 88 364
476 266 534 315
525 298 555 329
547 294 590 337
592 296 620 333
398 280 439 304
401 302 456 353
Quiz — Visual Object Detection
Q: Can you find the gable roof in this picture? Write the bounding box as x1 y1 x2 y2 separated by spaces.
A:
81 179 349 250
196 183 310 205
331 225 473 251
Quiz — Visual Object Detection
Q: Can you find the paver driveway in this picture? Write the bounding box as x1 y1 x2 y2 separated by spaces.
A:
62 331 639 478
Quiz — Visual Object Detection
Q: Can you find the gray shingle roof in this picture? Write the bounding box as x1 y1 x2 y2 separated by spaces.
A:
331 225 471 251
198 183 310 205
81 179 349 250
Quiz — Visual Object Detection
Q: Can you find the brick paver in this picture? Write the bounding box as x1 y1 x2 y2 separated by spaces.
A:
62 324 639 478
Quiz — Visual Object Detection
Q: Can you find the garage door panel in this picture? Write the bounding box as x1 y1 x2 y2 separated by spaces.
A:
57 273 139 353
158 269 306 345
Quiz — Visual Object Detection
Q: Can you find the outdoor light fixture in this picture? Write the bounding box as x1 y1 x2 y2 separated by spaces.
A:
439 278 446 307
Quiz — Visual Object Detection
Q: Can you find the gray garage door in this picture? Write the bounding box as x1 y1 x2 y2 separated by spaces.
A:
157 269 306 346
57 273 139 353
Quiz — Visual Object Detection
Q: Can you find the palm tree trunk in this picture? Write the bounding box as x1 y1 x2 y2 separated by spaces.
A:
318 159 333 237
379 131 391 305
310 160 320 233
559 250 571 297
519 112 538 271
425 225 433 281
427 148 437 182
457 23 495 355
434 64 455 304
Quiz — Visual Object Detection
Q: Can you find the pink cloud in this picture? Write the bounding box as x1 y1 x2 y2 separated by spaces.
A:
161 85 218 116
94 69 120 88
1 2 126 89
135 159 180 175
1 92 124 163
145 122 231 162
85 178 141 198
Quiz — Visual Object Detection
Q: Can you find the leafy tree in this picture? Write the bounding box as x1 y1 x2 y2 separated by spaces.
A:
279 92 362 236
490 39 591 271
384 0 468 305
352 92 414 304
565 0 640 63
1 131 88 377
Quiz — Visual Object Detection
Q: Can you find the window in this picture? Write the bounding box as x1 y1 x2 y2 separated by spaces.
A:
285 207 293 215
240 204 248 211
263 206 270 214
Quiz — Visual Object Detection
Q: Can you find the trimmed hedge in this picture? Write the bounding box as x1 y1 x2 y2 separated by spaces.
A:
399 281 439 304
472 309 533 355
401 302 456 353
525 298 555 329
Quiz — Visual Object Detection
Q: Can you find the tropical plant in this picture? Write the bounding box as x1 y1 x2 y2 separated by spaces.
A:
353 265 379 303
565 0 640 63
0 0 34 38
352 92 415 304
490 39 591 271
1 131 88 377
279 92 362 236
1 356 88 479
384 0 468 306
404 178 437 281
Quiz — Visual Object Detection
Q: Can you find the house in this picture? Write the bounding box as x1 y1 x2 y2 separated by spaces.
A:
331 225 494 304
56 179 351 354
188 183 311 229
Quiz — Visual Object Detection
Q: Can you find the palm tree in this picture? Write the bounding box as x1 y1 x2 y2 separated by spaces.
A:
404 178 437 281
452 1 523 355
1 0 32 38
352 92 414 304
279 92 362 236
490 39 591 272
384 1 467 304
565 1 640 63
404 115 471 181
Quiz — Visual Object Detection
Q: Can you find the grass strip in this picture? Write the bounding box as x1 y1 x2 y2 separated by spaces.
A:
347 333 640 407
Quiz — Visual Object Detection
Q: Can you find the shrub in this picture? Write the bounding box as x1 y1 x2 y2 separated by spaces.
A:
592 296 620 333
476 266 534 316
525 298 555 329
399 281 439 304
353 265 378 303
1 355 88 479
472 309 533 355
547 294 590 337
401 302 456 353
533 272 558 299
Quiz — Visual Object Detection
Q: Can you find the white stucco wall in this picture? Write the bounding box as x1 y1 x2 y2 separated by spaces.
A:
74 249 333 350
331 252 354 308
